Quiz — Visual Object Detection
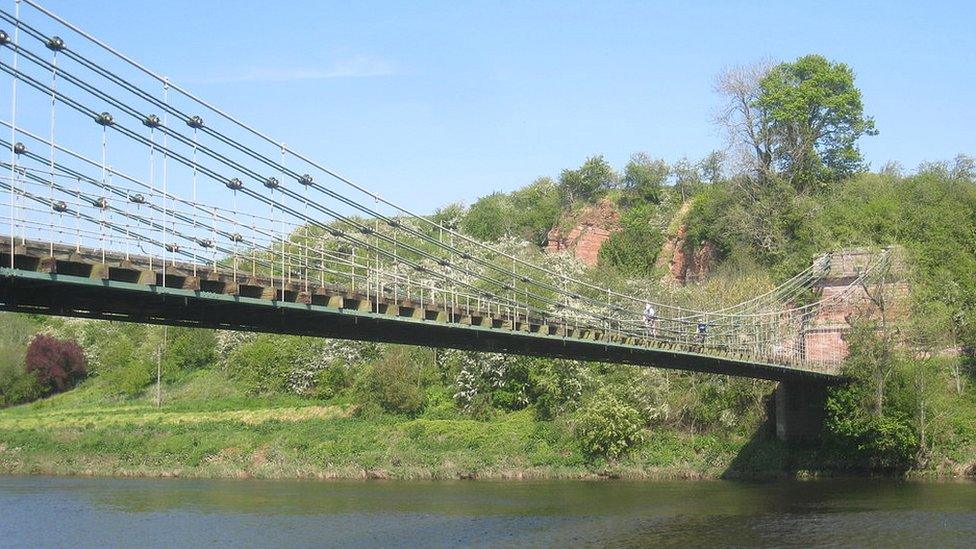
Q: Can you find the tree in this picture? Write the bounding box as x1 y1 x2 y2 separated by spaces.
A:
917 154 976 183
24 333 86 394
462 193 514 242
715 55 876 191
357 347 425 415
714 61 776 183
757 54 877 190
672 157 702 201
622 152 669 203
558 155 617 204
509 177 562 245
698 151 725 185
597 204 665 276
163 327 216 372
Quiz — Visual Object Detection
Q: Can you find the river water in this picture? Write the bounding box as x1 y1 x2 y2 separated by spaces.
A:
1 476 974 547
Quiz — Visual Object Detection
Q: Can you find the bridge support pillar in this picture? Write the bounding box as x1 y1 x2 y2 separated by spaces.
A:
774 381 828 442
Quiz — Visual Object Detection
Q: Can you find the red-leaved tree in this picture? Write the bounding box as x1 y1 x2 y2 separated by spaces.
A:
25 334 87 394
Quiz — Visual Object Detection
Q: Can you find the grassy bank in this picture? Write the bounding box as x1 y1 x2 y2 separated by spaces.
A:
0 369 780 481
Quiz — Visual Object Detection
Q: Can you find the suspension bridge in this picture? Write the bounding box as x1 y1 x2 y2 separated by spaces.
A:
0 1 891 394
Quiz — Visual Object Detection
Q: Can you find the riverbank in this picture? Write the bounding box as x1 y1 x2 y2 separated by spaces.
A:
0 370 792 481
3 369 973 481
0 404 754 481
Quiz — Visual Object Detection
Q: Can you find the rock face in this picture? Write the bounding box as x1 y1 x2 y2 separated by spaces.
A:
654 202 716 285
545 199 620 267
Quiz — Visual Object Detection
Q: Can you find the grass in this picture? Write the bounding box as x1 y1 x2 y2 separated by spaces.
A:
0 368 778 480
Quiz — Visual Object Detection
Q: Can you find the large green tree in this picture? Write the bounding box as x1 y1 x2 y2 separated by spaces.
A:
716 55 876 191
757 54 877 190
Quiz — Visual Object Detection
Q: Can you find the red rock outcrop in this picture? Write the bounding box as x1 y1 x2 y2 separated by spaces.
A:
654 202 716 285
545 199 620 267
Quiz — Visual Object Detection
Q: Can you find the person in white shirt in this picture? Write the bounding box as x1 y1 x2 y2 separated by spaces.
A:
642 303 657 337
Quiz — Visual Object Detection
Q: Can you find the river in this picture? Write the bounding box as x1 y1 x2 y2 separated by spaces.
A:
1 476 974 547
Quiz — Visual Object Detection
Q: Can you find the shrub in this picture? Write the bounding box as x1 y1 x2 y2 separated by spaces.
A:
597 204 666 276
462 193 514 242
96 336 152 395
357 348 425 415
509 177 562 245
575 389 645 460
532 359 590 419
443 351 533 413
163 328 217 372
24 333 86 394
224 335 292 394
0 367 44 407
825 380 920 472
313 364 354 400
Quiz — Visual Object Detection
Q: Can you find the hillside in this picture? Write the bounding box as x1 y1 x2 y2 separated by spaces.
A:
2 53 976 480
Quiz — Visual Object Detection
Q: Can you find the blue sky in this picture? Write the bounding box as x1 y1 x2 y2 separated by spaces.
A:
21 1 976 212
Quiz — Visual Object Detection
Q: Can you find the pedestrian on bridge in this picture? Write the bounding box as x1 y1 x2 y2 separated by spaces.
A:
643 303 657 337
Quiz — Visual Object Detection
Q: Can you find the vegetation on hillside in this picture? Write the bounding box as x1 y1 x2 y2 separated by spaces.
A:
1 54 974 478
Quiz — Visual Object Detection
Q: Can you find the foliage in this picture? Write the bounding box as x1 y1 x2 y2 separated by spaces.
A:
574 388 646 460
757 54 877 190
462 178 561 245
558 155 617 204
225 335 295 394
824 320 921 472
443 350 533 415
25 334 87 395
0 314 44 407
684 178 824 276
0 314 37 374
356 347 425 415
825 383 919 472
163 328 217 372
598 203 666 276
509 177 562 245
96 336 153 396
462 192 513 242
0 368 44 408
431 202 465 230
622 152 669 203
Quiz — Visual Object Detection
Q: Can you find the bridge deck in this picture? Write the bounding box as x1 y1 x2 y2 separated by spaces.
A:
0 240 839 383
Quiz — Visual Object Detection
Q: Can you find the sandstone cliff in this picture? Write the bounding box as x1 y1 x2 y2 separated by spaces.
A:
544 199 620 267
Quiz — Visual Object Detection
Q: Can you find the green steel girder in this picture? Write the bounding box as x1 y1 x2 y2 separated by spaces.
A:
0 268 840 383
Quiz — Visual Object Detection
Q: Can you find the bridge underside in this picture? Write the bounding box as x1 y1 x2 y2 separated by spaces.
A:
0 268 837 384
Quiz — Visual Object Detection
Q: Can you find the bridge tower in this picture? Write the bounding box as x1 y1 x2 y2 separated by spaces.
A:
774 381 829 441
777 247 906 441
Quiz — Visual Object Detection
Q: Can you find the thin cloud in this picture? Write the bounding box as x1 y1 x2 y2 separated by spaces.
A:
200 54 399 84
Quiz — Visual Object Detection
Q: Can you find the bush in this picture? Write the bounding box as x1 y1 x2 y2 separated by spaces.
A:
597 204 666 276
443 351 534 414
96 336 152 395
0 367 44 407
826 384 919 472
462 193 514 242
24 333 86 395
357 348 425 415
532 359 590 419
313 364 354 400
163 328 217 372
509 177 562 245
224 335 293 394
575 389 645 460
